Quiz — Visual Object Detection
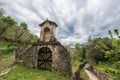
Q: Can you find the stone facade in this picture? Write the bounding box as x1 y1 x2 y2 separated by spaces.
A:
15 20 72 77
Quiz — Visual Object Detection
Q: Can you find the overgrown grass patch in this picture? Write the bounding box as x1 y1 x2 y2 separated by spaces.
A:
0 64 70 80
71 59 89 80
0 52 15 71
80 69 89 80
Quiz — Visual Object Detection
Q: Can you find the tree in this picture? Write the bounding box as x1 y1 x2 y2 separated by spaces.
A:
0 2 5 36
0 2 38 47
83 37 112 64
20 22 28 31
75 43 85 61
0 1 4 17
114 29 120 38
105 29 120 61
0 16 18 35
108 30 113 39
2 16 18 27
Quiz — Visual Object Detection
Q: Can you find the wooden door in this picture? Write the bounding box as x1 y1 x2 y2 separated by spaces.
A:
38 47 52 70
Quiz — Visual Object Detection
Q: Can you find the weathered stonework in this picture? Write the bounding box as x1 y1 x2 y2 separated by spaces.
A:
15 20 72 77
84 63 113 80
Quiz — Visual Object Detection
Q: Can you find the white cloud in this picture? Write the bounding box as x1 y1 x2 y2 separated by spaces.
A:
1 0 120 44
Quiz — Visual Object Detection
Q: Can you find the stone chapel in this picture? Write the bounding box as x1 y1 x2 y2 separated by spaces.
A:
15 19 72 76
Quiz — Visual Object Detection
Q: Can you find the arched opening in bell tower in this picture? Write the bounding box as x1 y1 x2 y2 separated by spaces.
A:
43 27 51 42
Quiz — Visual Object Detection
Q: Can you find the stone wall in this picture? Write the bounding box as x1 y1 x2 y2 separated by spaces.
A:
84 63 113 80
51 44 72 76
15 46 38 68
15 42 72 77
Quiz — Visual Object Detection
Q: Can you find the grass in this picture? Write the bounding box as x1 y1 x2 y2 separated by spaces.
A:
0 64 70 80
72 59 89 80
0 52 15 71
80 69 89 80
0 53 70 80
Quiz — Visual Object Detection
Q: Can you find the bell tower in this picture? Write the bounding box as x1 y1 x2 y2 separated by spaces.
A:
39 19 57 42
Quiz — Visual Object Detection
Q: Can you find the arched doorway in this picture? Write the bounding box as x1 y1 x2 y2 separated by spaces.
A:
37 47 52 70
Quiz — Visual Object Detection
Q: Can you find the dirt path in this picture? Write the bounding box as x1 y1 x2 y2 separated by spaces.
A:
84 69 99 80
0 68 11 76
84 64 99 80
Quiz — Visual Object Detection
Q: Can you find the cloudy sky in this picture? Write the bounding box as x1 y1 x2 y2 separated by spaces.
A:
1 0 120 45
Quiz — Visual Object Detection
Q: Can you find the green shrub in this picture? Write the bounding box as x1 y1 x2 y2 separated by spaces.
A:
0 47 20 54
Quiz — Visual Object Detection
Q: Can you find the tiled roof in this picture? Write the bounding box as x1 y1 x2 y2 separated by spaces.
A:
39 20 57 27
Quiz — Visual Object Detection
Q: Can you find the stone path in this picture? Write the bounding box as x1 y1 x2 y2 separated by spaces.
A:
84 69 99 80
0 68 11 76
84 63 99 80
